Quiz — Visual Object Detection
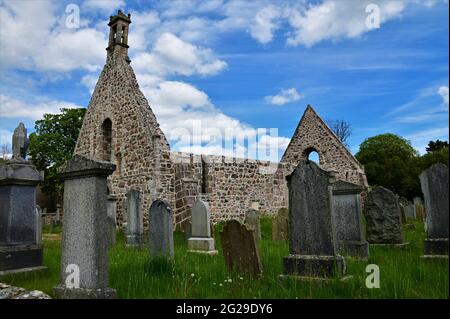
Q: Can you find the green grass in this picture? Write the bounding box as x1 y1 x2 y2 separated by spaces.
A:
2 218 448 298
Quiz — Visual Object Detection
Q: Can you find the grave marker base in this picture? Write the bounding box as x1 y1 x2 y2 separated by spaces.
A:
53 285 117 299
282 254 346 278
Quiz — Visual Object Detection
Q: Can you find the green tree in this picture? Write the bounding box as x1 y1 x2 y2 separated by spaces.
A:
28 108 86 195
425 139 449 153
356 133 419 197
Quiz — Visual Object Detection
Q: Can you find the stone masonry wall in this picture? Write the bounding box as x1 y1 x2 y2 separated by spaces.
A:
281 105 368 188
74 42 175 229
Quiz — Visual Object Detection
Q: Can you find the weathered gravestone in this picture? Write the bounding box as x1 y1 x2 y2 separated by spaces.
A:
420 163 449 257
281 160 346 279
221 220 263 276
404 205 416 220
149 199 174 259
53 155 116 299
399 204 407 224
272 208 289 242
332 181 369 259
0 123 45 276
126 189 144 247
245 209 261 240
363 186 404 245
413 197 426 222
106 195 118 246
188 200 217 254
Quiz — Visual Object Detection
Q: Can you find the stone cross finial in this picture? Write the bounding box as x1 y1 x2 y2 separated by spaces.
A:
12 122 28 160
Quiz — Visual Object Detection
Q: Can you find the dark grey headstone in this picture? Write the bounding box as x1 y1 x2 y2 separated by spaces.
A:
53 155 116 299
220 220 263 276
282 160 346 278
420 163 449 256
0 160 44 274
126 189 144 247
363 186 404 244
149 199 174 259
332 181 369 259
245 209 261 240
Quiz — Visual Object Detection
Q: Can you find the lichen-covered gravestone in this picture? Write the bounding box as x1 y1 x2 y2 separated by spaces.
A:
332 181 369 259
126 189 144 247
363 186 404 245
149 199 174 259
221 220 263 276
188 200 217 255
272 208 289 242
53 155 117 299
420 163 449 257
281 160 346 279
245 209 261 240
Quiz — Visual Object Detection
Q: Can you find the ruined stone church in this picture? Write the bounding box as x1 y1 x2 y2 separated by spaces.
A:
74 11 367 227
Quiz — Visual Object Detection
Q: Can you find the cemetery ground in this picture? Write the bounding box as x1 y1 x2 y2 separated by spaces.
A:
2 217 447 299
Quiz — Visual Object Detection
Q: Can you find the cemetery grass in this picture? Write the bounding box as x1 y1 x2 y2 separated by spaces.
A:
2 218 448 299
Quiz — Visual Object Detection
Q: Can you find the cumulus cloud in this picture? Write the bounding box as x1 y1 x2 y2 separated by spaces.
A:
133 33 227 77
0 0 106 72
250 5 282 44
0 94 83 121
286 0 406 47
438 86 449 107
265 88 302 106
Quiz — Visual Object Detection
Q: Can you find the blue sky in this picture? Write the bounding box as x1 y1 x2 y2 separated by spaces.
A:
0 0 448 160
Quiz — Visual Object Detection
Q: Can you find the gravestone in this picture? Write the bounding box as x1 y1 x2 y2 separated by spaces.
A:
272 208 289 241
404 205 416 219
53 155 116 299
419 163 449 257
188 200 217 254
399 204 407 224
55 204 61 223
0 123 45 275
245 209 261 240
281 160 346 279
413 197 425 221
220 220 263 276
332 181 369 259
363 186 404 245
11 123 28 160
106 195 118 246
149 199 174 259
126 189 144 247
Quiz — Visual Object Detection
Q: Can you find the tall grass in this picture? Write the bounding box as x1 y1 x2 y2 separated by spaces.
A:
2 218 448 299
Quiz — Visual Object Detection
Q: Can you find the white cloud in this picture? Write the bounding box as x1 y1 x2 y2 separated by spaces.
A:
81 74 99 94
0 0 106 72
0 94 83 121
406 127 449 154
265 88 302 106
286 0 406 47
83 0 125 12
250 5 281 44
438 86 449 107
133 32 227 77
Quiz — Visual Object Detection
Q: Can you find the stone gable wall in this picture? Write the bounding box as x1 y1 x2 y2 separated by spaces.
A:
281 106 368 188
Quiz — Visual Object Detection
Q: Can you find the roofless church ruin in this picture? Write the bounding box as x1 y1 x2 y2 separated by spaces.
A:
74 10 368 228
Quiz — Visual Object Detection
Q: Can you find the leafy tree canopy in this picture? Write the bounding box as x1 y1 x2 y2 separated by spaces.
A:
28 108 86 195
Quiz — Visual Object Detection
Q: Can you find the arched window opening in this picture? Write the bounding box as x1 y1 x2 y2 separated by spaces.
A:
101 119 112 162
303 147 320 164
